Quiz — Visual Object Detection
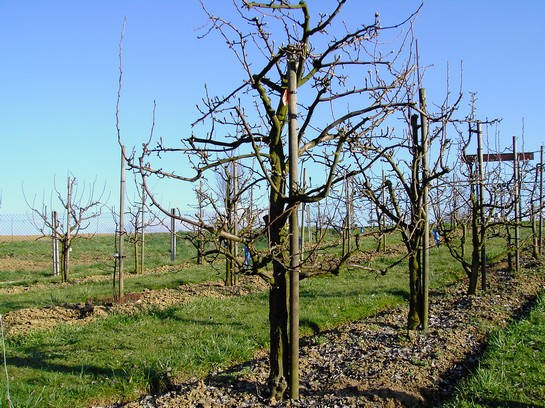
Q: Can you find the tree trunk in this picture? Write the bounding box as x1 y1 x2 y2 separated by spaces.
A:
468 251 480 296
268 260 289 400
61 240 70 283
407 251 421 330
134 239 140 274
267 138 289 399
468 190 480 295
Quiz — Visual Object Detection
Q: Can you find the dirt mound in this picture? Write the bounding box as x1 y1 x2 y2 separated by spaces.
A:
1 275 267 337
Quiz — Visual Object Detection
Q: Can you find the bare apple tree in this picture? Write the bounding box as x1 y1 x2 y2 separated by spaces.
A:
28 176 106 282
124 183 162 274
351 84 461 330
119 1 419 400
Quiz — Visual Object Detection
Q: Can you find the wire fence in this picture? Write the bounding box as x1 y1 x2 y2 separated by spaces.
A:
0 213 197 279
0 213 180 238
0 213 39 238
0 213 116 238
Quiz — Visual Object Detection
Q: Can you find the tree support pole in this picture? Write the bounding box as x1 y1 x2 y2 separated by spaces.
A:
118 146 126 301
170 208 177 262
225 170 234 286
300 168 306 259
233 161 239 264
52 211 59 276
287 52 300 400
140 187 145 274
345 175 352 255
419 88 429 331
198 180 204 265
513 136 520 273
380 170 386 251
64 176 72 283
476 121 486 290
539 145 543 257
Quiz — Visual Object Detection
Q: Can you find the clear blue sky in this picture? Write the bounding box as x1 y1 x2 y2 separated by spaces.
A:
1 1 544 215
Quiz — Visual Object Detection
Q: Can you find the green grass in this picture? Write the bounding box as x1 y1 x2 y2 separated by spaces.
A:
0 232 222 315
4 294 270 407
0 263 221 315
0 233 200 287
0 230 541 407
441 292 545 407
1 267 410 408
0 244 419 408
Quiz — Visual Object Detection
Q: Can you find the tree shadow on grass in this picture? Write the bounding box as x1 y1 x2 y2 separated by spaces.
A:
7 354 120 377
299 288 408 300
6 353 176 397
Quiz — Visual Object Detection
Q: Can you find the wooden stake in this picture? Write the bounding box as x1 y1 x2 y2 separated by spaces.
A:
64 176 71 283
140 187 145 274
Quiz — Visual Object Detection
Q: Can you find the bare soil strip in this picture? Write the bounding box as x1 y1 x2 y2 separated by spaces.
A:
1 275 267 337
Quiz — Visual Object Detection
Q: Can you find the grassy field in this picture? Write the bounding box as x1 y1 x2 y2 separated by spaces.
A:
0 231 543 407
0 233 219 315
0 233 200 286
